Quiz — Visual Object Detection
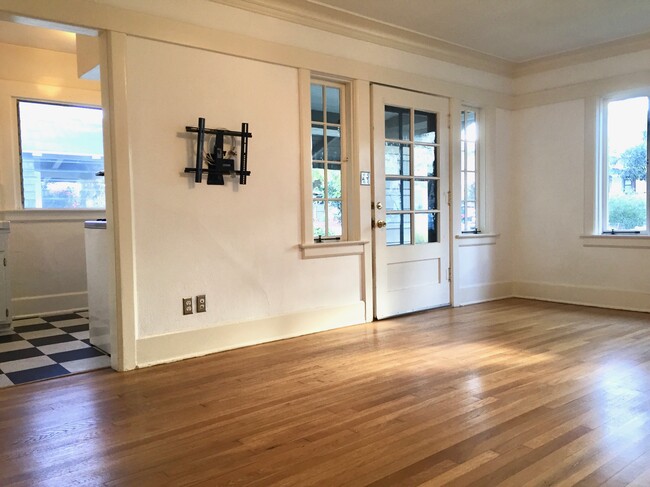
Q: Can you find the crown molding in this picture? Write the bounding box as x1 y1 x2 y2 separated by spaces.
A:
210 0 515 77
514 31 650 78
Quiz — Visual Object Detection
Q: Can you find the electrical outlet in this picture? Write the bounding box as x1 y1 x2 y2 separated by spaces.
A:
196 295 206 313
183 297 193 315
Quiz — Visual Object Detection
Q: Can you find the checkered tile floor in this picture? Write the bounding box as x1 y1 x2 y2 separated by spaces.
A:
0 311 110 388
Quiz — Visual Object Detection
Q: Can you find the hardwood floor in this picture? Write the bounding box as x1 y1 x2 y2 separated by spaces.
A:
1 298 650 486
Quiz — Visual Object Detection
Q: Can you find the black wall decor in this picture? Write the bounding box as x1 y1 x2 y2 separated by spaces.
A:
184 117 252 185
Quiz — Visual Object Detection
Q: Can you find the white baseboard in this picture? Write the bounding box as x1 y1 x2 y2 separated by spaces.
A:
12 291 88 318
136 301 367 367
455 281 514 306
513 281 650 313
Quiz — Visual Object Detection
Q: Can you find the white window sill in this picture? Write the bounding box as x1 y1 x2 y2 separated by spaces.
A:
455 233 500 247
300 240 368 259
0 209 106 223
580 235 650 249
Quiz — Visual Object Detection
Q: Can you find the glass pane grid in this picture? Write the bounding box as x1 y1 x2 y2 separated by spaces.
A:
384 105 440 245
461 108 479 232
311 82 345 239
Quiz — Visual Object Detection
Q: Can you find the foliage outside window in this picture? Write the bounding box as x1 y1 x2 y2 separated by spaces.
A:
310 82 346 239
460 108 479 233
18 100 105 209
603 96 648 233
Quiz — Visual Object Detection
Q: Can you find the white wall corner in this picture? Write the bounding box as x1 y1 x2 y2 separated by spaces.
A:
455 281 514 306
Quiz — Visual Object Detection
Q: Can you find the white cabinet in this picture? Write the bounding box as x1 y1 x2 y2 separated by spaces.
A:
0 221 11 327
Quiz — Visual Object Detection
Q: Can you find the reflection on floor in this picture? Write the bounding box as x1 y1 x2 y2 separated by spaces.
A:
0 311 110 387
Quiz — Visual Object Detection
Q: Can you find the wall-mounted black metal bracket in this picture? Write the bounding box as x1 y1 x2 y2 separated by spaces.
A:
184 117 252 185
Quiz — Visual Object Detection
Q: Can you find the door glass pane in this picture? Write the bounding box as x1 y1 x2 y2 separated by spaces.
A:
385 179 411 211
326 126 341 161
312 163 324 199
386 213 411 246
327 163 342 199
311 124 324 160
606 97 648 232
328 200 342 236
385 106 410 140
415 213 438 244
326 87 340 124
414 180 437 210
385 143 410 176
414 111 437 143
311 84 323 123
414 144 437 177
313 200 326 237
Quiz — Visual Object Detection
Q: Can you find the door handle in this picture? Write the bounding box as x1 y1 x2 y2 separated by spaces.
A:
376 220 386 228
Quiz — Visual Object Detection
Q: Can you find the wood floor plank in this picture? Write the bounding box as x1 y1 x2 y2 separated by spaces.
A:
1 298 649 486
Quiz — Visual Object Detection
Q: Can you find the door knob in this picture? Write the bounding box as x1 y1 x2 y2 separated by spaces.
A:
376 220 386 228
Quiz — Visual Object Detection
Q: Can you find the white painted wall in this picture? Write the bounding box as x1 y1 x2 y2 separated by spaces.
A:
512 99 650 311
0 42 103 317
125 37 365 341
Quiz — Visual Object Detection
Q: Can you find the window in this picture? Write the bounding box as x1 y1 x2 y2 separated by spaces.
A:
18 100 105 209
460 108 479 233
383 106 439 246
310 81 347 240
602 96 648 234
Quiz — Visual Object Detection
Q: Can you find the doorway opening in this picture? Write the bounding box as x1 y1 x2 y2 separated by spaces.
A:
0 19 116 387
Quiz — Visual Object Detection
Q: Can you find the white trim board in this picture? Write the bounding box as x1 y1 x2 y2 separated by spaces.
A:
513 281 650 313
136 302 366 367
12 291 88 318
455 282 514 306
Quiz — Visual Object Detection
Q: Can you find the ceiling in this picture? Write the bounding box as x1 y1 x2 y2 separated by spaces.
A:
309 0 650 62
0 20 76 53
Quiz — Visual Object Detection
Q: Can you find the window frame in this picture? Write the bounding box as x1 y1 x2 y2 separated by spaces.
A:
309 79 349 241
460 106 480 234
598 92 649 236
16 98 106 211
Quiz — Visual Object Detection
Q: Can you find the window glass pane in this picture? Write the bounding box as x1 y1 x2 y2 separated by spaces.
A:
313 200 326 237
327 163 342 199
466 172 476 201
415 213 437 244
327 200 342 236
414 111 437 143
466 142 476 171
385 142 410 176
326 87 340 125
310 84 323 123
312 163 325 199
386 213 411 246
461 110 477 141
385 179 411 211
606 97 648 232
311 124 324 160
18 101 105 209
464 201 477 230
414 144 436 177
385 106 410 140
326 126 341 162
414 180 437 211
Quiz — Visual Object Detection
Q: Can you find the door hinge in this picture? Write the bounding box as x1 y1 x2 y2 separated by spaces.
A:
5 309 8 318
447 113 451 129
447 191 452 206
447 267 451 282
3 257 5 267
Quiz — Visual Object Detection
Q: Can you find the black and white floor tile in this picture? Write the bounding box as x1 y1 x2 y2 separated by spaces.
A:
0 311 110 387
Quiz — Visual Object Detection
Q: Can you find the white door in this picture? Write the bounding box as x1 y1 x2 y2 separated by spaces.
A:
372 85 450 319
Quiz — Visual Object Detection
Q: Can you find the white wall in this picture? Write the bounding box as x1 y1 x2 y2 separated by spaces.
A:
125 38 366 361
512 99 650 311
0 42 103 317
